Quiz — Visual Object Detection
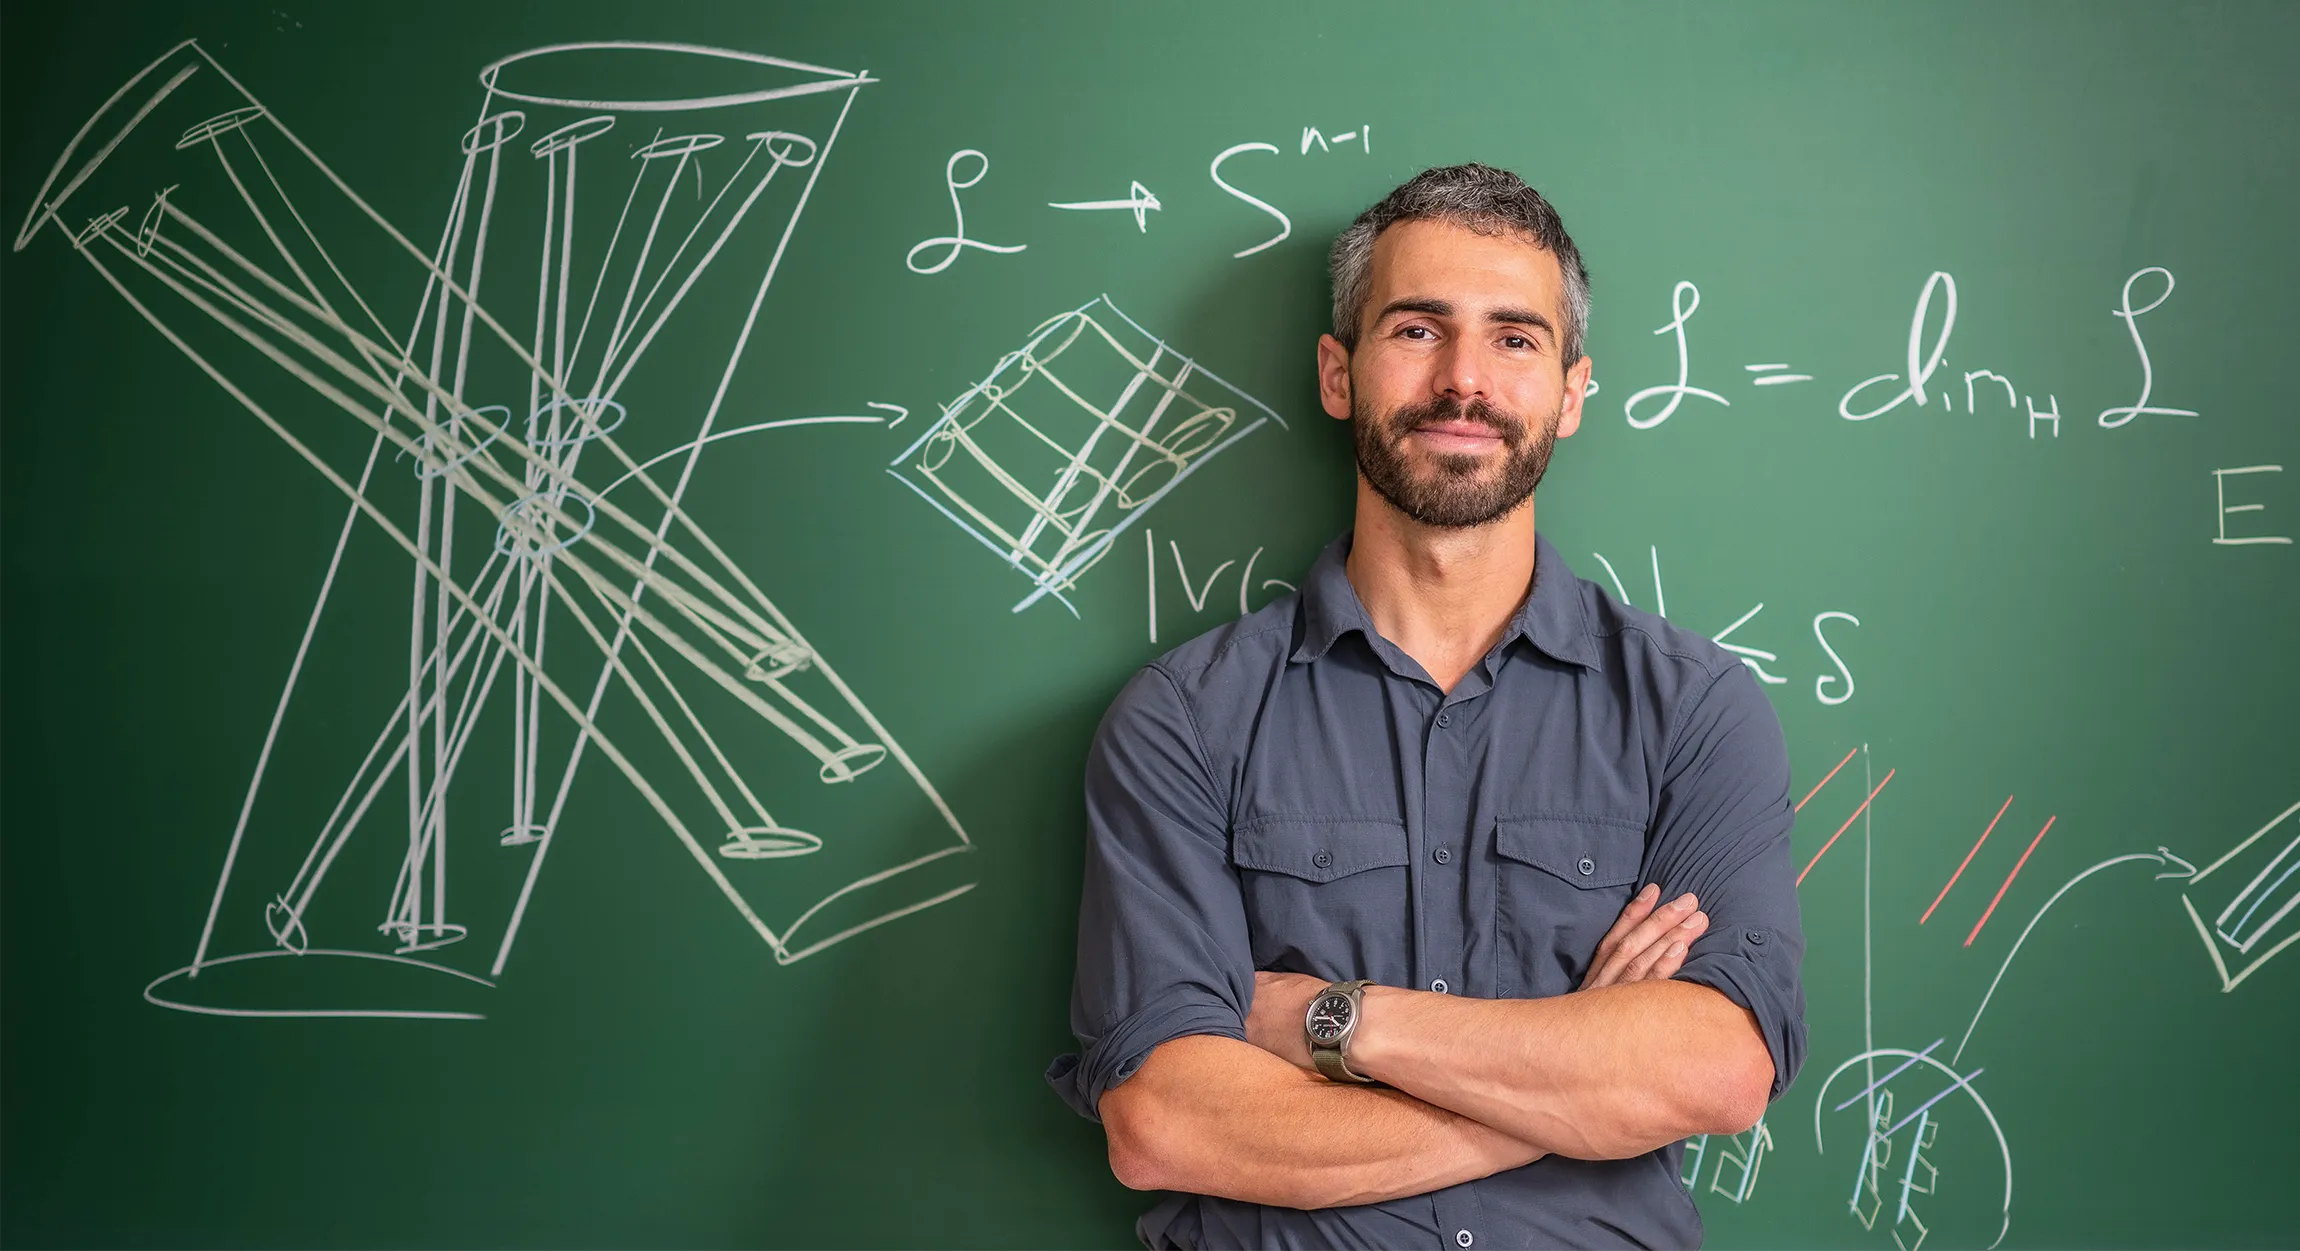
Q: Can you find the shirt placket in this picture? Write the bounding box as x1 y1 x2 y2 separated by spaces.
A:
1395 670 1435 1001
1427 672 1490 1251
1419 692 1474 996
1372 636 1504 1250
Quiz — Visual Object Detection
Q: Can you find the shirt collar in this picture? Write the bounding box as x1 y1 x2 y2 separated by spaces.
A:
1290 530 1601 670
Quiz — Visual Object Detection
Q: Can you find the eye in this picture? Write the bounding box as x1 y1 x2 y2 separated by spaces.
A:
1500 333 1536 351
1397 324 1434 340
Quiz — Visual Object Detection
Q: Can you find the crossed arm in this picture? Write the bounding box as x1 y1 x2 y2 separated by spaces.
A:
1099 888 1777 1208
1072 662 1802 1211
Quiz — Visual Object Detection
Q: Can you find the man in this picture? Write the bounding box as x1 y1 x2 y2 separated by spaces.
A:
1046 165 1806 1249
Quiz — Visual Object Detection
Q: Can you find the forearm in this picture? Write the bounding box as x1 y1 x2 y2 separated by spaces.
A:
1099 1034 1544 1208
1348 980 1773 1160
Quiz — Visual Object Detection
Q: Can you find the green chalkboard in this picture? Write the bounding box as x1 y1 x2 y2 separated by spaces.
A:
4 2 2295 1247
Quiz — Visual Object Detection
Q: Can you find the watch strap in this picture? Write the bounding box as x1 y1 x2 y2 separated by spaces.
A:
1312 1044 1375 1083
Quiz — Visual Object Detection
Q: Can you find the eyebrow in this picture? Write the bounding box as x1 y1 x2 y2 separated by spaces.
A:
1375 297 1556 341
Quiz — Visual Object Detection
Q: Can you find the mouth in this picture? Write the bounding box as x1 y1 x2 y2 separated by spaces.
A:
1409 420 1507 453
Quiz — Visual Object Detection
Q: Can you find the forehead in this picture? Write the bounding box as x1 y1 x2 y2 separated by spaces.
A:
1367 217 1565 318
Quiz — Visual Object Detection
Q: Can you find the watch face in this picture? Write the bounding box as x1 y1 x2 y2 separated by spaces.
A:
1307 992 1355 1043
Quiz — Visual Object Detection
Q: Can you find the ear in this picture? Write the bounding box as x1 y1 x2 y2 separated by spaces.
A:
1556 354 1592 439
1317 334 1353 421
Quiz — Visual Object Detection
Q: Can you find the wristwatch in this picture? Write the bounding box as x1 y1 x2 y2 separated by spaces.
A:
1304 979 1379 1083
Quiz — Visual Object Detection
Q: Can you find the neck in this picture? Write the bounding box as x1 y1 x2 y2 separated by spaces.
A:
1343 479 1539 693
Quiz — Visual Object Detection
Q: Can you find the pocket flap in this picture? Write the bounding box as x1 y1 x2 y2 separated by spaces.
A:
1232 818 1409 884
1495 815 1645 888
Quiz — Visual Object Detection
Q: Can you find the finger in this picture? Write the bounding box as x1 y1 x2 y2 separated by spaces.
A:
1623 909 1708 983
1583 887 1660 988
1619 925 1677 982
1589 889 1692 988
1606 892 1699 978
1582 887 1692 988
1637 915 1711 984
1641 913 1711 983
1648 940 1688 980
1591 884 1660 969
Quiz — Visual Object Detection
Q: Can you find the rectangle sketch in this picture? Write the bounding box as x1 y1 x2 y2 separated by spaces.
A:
16 39 975 1020
1709 1117 1774 1205
887 295 1286 615
2180 798 2300 992
1677 1117 1774 1206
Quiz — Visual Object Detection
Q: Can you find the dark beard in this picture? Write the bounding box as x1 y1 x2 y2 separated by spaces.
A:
1352 391 1559 529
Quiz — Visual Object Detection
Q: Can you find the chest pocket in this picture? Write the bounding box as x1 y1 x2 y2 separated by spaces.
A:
1495 815 1649 997
1230 818 1409 983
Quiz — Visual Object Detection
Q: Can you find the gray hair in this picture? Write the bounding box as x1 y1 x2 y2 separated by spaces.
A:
1328 164 1591 365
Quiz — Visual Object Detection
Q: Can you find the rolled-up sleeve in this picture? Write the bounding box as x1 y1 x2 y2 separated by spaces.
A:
1646 662 1808 1101
1044 663 1253 1123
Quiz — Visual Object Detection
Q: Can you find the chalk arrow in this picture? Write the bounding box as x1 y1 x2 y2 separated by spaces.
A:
1955 851 2169 1063
2155 846 2197 880
1049 181 1162 232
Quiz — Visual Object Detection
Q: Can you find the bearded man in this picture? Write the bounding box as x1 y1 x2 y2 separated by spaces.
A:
1047 164 1807 1250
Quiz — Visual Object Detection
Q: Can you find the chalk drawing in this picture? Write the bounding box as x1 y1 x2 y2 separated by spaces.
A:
888 295 1286 617
19 39 976 1018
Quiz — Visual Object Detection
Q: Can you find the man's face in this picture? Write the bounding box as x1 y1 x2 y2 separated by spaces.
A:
1317 218 1590 529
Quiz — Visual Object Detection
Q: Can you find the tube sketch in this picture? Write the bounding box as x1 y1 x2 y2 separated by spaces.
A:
17 39 975 1018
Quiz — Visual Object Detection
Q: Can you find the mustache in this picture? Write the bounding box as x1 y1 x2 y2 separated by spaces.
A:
1384 395 1525 441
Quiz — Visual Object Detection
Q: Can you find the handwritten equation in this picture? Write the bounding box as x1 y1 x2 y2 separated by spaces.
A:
1609 269 2173 434
1606 268 2292 547
905 120 1370 274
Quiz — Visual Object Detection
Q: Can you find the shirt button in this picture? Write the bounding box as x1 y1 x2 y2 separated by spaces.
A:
1457 1231 1474 1248
1577 856 1596 876
1433 847 1452 865
1747 929 1768 945
1430 978 1448 993
1313 849 1333 869
1435 712 1451 728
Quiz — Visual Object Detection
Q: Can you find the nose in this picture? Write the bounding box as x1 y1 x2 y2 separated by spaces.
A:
1434 336 1490 404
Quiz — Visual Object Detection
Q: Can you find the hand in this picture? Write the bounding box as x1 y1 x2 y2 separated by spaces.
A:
1580 884 1708 991
1245 970 1329 1072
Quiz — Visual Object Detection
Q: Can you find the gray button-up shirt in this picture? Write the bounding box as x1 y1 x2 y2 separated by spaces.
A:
1048 531 1807 1250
